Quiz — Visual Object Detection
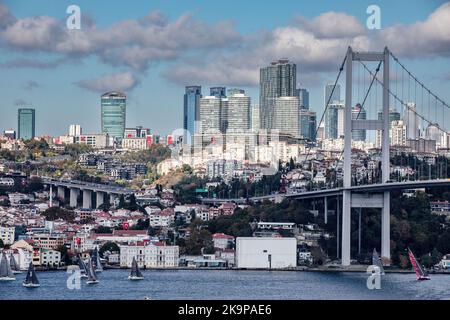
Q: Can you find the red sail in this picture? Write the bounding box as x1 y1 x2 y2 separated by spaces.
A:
408 249 423 280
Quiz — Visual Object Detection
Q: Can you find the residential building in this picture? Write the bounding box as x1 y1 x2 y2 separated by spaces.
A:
0 226 15 245
39 249 62 267
69 124 82 136
212 233 234 250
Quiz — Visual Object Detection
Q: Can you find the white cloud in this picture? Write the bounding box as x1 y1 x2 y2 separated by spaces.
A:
74 72 140 93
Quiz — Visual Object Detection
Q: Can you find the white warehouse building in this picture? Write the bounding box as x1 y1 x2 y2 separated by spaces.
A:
235 237 297 269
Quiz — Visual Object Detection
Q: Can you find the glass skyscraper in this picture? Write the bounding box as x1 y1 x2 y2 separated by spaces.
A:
296 88 310 109
325 102 344 139
210 87 226 98
351 103 367 141
324 83 341 106
299 109 317 142
17 108 35 140
260 59 297 129
101 91 126 142
183 86 202 142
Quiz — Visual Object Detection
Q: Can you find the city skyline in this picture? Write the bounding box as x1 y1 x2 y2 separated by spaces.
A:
0 1 450 138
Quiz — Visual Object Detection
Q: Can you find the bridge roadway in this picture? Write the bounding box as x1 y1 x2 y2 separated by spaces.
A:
200 179 450 204
41 177 133 195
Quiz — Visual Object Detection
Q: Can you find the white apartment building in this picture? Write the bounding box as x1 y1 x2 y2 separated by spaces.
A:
122 137 148 150
120 243 179 268
149 209 175 227
40 249 62 267
0 225 15 245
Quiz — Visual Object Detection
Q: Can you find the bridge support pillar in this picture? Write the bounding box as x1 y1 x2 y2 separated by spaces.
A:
82 190 92 209
341 191 351 266
324 196 328 224
109 193 118 207
381 191 391 264
57 186 65 201
96 192 105 209
70 188 79 208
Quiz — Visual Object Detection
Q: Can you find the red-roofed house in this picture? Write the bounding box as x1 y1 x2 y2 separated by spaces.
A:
212 233 235 250
149 208 175 227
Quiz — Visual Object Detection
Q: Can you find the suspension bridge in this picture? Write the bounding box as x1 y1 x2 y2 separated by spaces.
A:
202 46 450 266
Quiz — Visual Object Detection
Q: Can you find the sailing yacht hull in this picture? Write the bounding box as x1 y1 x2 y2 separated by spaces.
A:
128 276 144 280
86 280 99 285
0 277 16 281
23 283 40 288
12 271 22 274
418 276 431 281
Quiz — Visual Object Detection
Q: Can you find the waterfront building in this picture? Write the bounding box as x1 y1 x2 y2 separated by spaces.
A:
235 237 297 269
260 59 297 129
212 233 235 250
120 243 179 268
39 249 62 267
18 108 35 140
183 86 202 141
101 91 126 143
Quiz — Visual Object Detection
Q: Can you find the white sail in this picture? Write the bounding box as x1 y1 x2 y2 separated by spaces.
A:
0 252 15 280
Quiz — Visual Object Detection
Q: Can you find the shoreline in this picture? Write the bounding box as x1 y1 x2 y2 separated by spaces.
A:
28 265 450 274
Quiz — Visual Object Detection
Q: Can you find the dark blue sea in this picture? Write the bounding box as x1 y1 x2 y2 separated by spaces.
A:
0 269 449 300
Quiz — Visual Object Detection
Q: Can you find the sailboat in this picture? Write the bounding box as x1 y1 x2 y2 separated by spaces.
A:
22 262 40 288
0 252 15 281
77 254 89 278
128 257 144 281
372 248 385 275
9 253 22 274
86 259 99 285
407 247 430 281
91 248 103 273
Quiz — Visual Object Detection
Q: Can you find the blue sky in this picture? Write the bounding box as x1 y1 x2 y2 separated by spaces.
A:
0 0 449 137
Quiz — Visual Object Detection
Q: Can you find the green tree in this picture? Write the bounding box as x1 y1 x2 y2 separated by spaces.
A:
99 242 120 257
0 239 4 248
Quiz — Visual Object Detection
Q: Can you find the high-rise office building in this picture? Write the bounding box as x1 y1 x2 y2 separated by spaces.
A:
390 120 407 146
296 88 310 109
251 105 260 132
403 102 419 140
17 108 35 140
210 87 226 98
324 83 341 106
324 102 344 139
376 108 402 147
101 91 126 142
299 109 317 142
199 96 222 133
228 88 245 96
183 86 202 140
260 59 297 129
69 124 82 137
272 97 300 138
351 103 367 141
226 93 251 132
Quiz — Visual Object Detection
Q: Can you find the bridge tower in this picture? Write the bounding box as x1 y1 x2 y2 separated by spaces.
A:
341 47 390 266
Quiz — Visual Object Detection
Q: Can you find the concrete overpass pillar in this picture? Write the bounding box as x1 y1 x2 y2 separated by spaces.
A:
82 190 92 209
96 192 105 209
324 196 328 224
109 193 117 207
70 188 79 208
341 191 351 266
381 191 391 264
57 186 65 201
